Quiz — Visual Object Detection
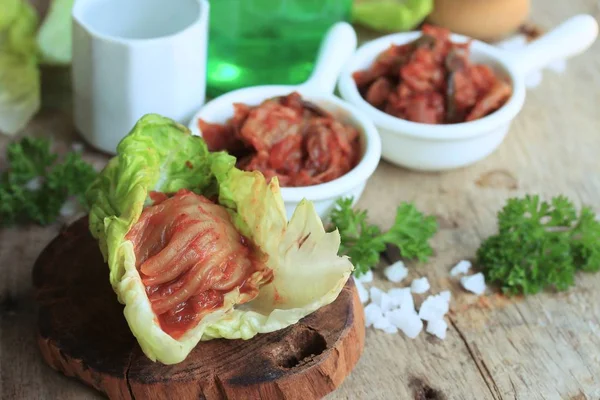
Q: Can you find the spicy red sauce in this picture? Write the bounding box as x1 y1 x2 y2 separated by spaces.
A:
198 92 361 187
148 191 169 205
126 189 272 338
353 25 512 124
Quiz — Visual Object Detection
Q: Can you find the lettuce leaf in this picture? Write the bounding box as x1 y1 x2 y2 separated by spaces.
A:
352 0 433 32
0 0 21 32
204 165 352 340
87 114 353 364
0 0 75 135
37 0 75 65
0 0 40 135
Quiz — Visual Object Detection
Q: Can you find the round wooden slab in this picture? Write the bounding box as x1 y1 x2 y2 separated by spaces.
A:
32 217 364 400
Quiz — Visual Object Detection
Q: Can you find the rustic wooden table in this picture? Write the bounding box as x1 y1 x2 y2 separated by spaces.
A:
1 1 600 399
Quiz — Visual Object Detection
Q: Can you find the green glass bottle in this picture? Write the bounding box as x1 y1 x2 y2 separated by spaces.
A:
207 0 353 97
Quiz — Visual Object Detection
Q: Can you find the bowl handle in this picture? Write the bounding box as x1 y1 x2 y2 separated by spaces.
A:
299 22 358 95
504 14 598 77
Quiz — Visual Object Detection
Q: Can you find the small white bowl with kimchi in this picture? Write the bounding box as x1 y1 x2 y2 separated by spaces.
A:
189 23 382 219
338 15 598 171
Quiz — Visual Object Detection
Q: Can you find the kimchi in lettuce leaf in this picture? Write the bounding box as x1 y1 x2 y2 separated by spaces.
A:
87 114 353 364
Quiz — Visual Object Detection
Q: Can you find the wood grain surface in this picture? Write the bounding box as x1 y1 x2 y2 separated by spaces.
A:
1 1 600 399
33 218 364 400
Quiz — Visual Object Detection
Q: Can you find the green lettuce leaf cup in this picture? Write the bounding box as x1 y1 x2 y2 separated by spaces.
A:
86 114 353 365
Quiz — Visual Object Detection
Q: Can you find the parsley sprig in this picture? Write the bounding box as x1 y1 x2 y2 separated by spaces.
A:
477 195 600 295
0 137 97 226
330 198 438 276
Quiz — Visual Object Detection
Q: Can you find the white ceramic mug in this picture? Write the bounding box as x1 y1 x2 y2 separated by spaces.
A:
72 0 209 154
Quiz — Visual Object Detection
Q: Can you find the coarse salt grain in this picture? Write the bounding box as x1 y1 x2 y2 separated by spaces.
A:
411 277 430 294
450 260 472 277
386 308 423 338
460 272 486 295
356 269 373 283
369 287 384 307
387 287 414 310
25 176 43 191
364 303 384 328
355 280 369 304
384 261 408 283
419 291 451 322
59 198 80 217
426 319 448 340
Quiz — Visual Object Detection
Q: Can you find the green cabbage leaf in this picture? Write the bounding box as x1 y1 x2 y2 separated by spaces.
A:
0 0 74 135
87 114 353 364
0 0 40 135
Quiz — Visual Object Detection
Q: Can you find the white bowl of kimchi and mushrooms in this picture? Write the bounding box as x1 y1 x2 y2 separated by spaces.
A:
190 90 381 220
338 17 598 171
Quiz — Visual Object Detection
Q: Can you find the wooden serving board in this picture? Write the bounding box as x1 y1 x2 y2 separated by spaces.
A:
32 217 364 400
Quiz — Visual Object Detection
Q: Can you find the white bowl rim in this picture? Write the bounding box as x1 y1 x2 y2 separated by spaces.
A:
338 31 527 141
188 85 382 202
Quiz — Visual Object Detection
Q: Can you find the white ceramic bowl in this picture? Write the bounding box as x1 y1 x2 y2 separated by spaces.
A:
189 23 382 219
339 15 598 171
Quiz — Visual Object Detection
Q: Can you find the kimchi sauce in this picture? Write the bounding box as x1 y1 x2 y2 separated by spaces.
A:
198 92 361 187
353 25 512 124
125 189 273 338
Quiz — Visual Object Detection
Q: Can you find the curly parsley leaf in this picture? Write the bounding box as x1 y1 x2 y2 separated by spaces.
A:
570 206 600 272
329 197 437 276
382 203 438 262
477 195 600 295
1 137 97 226
46 151 98 203
6 136 57 184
